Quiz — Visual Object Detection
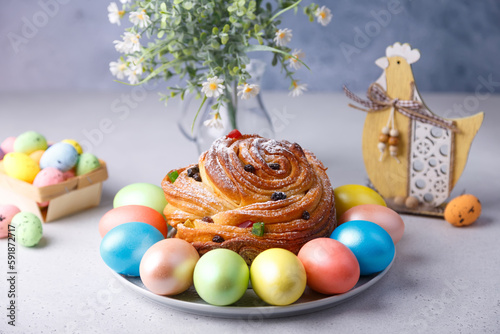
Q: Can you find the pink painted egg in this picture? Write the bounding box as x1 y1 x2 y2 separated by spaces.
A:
62 169 76 180
339 204 405 244
33 167 65 207
1 137 16 154
0 205 21 238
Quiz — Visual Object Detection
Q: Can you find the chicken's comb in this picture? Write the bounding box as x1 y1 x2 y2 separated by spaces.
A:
386 42 420 64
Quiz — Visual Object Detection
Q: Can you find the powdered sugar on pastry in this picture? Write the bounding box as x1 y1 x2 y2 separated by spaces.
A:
161 134 336 264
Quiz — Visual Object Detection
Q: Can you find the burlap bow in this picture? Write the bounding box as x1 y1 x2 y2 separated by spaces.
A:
344 83 457 132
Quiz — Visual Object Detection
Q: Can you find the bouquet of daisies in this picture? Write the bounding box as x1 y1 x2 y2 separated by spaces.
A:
108 0 332 128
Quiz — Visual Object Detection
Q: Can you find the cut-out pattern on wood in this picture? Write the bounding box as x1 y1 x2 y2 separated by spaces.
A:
409 121 452 206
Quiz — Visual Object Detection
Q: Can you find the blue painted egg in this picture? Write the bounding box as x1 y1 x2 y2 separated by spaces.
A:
100 222 164 276
39 142 78 172
330 220 395 275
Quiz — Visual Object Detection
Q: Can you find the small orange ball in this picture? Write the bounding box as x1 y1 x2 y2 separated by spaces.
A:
379 134 389 143
388 136 399 146
444 194 481 227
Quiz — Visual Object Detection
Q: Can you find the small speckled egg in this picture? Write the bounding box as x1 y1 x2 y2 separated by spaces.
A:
1 137 16 154
0 205 21 239
114 183 168 216
76 152 101 176
33 167 65 187
39 142 78 172
62 170 75 180
33 167 66 207
3 152 41 183
10 212 43 247
444 194 482 227
62 139 83 154
14 131 48 154
29 150 46 165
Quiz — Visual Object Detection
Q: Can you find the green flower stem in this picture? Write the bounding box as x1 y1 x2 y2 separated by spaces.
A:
192 95 208 132
226 83 238 130
269 0 302 22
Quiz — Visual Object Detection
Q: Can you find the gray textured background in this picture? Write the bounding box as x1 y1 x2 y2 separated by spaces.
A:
2 0 500 93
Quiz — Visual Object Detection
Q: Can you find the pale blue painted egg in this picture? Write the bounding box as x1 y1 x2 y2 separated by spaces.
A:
39 142 78 172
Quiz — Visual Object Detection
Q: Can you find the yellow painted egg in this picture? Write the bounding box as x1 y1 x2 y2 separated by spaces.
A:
444 194 481 227
62 139 83 154
3 152 40 183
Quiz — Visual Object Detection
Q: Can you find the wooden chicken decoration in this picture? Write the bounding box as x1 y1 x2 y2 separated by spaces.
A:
345 42 484 216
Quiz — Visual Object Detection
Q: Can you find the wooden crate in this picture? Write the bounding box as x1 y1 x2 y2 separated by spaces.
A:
0 160 108 222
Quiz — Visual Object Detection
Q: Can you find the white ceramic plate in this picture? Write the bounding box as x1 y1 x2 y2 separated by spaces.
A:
112 256 394 319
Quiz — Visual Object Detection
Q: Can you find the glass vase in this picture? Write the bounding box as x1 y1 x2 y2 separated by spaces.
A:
178 59 274 154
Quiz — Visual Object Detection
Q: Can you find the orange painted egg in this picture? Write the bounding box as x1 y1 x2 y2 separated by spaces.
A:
444 194 481 227
99 205 168 238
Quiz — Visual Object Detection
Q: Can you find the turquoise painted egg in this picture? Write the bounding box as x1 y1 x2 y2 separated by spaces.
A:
100 222 164 276
330 220 395 275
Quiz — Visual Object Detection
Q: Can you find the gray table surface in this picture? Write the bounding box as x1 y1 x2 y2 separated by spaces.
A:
0 91 499 334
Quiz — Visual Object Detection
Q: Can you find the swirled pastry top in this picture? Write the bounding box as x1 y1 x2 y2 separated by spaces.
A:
162 134 336 263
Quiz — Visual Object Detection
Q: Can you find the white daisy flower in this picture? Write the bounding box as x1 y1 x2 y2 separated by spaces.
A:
288 49 305 70
203 113 224 129
107 2 124 26
109 58 128 80
237 83 260 100
274 28 292 47
289 81 308 97
126 56 144 75
124 56 143 84
125 67 141 84
201 76 225 98
120 0 131 3
129 9 151 29
113 32 141 53
315 6 332 26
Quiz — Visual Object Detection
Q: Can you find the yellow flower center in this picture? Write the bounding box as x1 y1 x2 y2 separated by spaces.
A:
137 13 144 20
119 64 126 71
244 86 253 93
279 32 286 39
118 10 125 17
292 81 298 88
320 12 326 19
209 83 218 90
